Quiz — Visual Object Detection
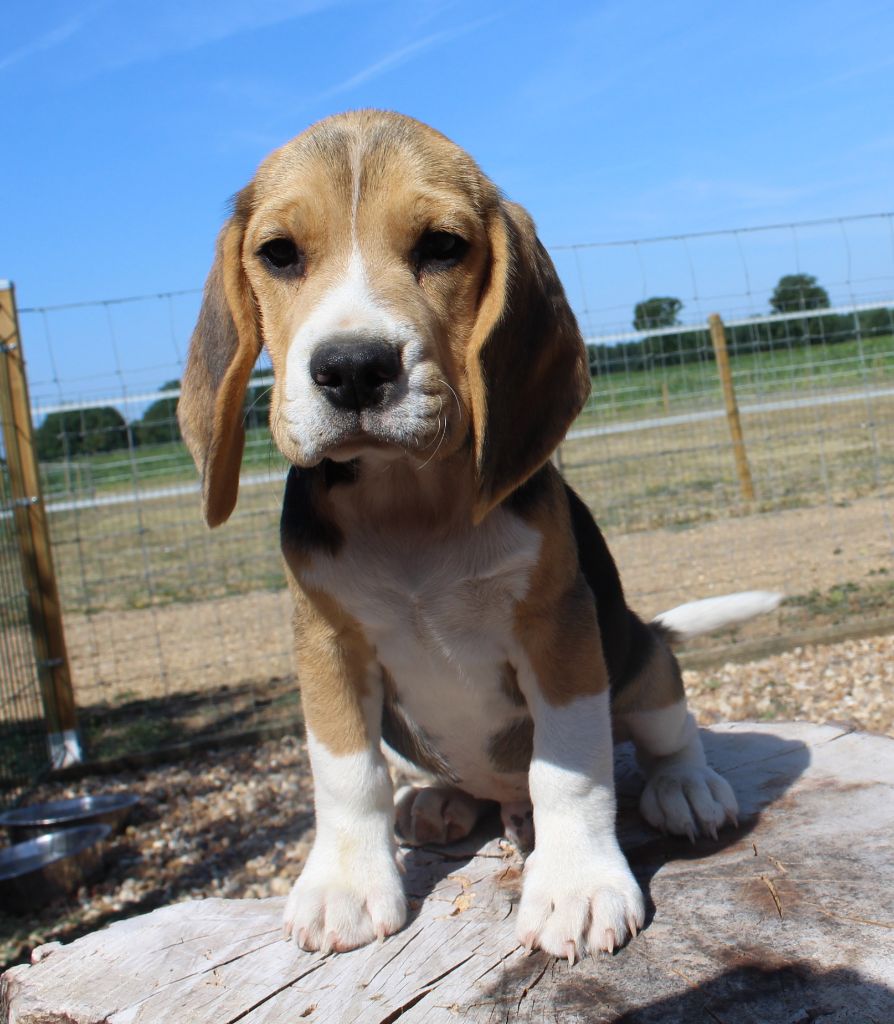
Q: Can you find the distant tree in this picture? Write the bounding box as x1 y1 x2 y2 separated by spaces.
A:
136 379 180 446
769 274 830 314
633 296 683 331
768 274 832 348
36 407 129 461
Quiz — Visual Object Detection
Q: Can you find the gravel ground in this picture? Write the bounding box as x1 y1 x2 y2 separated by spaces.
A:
2 630 893 972
683 633 894 736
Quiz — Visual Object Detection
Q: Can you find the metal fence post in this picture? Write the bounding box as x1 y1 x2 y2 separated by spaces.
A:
0 280 81 767
708 312 755 503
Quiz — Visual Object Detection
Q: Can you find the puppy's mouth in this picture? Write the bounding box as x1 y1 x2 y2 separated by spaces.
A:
281 403 453 468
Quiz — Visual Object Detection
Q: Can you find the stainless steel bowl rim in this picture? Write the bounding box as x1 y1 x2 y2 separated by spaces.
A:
0 823 112 880
0 793 139 828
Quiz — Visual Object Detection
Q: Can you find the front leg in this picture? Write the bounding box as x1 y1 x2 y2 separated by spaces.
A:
516 687 645 960
283 595 406 952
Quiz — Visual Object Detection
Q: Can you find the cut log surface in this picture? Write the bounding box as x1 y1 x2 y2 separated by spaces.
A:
3 722 894 1023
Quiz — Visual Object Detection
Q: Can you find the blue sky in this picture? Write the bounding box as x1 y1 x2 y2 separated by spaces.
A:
2 0 893 410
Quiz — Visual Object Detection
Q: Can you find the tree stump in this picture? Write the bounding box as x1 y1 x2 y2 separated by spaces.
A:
3 722 893 1023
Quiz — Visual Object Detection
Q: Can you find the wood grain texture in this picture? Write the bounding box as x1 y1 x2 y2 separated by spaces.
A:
3 722 894 1023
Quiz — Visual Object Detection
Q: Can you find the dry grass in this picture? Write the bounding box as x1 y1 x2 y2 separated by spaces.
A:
565 391 894 532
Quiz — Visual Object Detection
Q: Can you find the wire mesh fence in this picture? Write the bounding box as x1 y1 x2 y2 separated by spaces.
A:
0 455 47 800
0 288 57 802
3 211 894 773
562 302 894 655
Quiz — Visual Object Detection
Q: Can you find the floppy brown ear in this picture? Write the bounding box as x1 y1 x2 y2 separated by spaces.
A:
466 201 590 522
177 206 262 527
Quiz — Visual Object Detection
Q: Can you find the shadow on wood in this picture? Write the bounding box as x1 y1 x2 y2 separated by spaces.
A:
3 723 893 1023
485 959 894 1023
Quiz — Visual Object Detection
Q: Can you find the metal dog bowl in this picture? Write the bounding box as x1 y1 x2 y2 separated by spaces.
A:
0 793 139 844
0 824 111 914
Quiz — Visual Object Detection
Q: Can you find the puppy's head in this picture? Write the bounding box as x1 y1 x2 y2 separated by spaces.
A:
178 110 589 526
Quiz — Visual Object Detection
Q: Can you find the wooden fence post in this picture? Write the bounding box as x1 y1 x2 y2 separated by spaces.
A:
0 280 81 767
708 312 755 503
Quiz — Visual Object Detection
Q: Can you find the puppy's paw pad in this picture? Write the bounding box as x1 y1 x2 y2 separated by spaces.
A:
640 764 738 840
394 786 484 846
282 858 406 953
516 852 644 959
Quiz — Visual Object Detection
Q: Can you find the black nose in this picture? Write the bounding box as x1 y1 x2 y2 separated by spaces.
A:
309 340 401 411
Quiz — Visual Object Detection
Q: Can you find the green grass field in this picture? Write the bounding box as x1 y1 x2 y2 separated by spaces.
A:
581 333 894 426
38 427 288 502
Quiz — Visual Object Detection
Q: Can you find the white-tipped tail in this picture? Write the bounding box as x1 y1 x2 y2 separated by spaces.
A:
652 590 783 643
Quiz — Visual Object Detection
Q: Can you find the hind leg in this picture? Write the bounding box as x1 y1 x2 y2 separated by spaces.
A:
613 635 738 841
394 785 487 846
621 698 739 840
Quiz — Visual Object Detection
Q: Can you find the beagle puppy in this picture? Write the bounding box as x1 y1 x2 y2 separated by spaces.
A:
178 110 778 962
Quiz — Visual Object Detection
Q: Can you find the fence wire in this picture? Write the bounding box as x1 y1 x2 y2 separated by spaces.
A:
0 422 48 800
7 211 894 764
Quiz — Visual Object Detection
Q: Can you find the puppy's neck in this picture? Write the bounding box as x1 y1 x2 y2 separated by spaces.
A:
326 449 478 537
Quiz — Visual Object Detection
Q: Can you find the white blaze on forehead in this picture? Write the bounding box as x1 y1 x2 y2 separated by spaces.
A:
285 248 383 398
283 140 380 401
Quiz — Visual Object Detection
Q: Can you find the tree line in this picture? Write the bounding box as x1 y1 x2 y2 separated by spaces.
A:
589 273 892 376
35 370 272 461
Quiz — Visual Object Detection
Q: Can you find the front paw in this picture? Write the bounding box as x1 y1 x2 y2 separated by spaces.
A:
283 845 406 953
516 847 644 960
640 762 738 841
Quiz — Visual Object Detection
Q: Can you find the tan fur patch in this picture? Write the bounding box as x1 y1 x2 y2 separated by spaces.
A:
512 467 610 707
287 573 376 757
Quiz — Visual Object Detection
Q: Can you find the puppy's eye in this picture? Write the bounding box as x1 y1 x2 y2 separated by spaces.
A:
257 237 303 273
414 230 468 272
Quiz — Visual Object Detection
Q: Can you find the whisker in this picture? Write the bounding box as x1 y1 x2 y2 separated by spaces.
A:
418 400 447 470
436 378 463 422
419 408 444 452
242 384 274 426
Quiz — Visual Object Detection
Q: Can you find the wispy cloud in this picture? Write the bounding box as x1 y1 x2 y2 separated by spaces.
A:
317 15 496 100
0 3 104 73
100 0 348 72
3 1 352 80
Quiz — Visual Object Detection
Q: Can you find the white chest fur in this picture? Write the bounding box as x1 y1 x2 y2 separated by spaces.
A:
301 507 542 799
